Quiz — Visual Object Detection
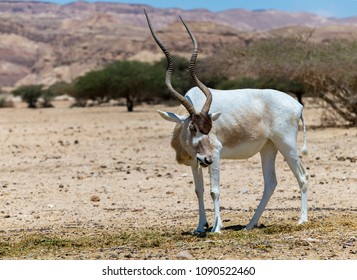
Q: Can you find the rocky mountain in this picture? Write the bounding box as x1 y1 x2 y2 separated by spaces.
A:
0 0 356 89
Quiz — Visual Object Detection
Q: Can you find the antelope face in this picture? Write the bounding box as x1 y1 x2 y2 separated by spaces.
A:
185 122 214 167
159 110 221 167
186 113 214 167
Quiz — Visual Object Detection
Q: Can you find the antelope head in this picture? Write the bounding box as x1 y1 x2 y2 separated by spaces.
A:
145 10 221 167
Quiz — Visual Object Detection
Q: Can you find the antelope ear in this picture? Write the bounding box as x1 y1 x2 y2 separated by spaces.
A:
157 110 186 123
209 112 221 121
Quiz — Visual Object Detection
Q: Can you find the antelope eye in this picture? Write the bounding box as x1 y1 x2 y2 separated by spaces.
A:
189 123 197 132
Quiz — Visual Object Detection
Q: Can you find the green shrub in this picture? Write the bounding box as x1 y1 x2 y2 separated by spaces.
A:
12 85 55 108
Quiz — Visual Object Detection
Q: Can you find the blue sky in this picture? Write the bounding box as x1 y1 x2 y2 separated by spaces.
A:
44 0 357 18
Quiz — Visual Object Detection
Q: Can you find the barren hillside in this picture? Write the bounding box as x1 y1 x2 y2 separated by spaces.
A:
0 1 356 88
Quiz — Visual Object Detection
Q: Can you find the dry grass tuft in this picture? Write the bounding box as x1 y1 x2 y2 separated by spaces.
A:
1 212 356 260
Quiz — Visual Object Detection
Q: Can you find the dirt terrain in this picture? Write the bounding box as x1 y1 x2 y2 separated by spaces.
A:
0 99 356 259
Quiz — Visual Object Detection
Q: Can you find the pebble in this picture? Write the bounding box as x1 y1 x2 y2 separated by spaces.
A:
176 251 194 260
90 195 100 202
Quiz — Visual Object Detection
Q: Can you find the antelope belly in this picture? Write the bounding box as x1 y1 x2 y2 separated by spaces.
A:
220 139 267 159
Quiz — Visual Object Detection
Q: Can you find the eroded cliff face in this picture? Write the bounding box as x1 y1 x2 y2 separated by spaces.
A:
0 1 356 89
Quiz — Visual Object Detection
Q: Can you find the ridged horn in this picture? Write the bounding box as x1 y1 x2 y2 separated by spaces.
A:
179 16 212 114
144 10 196 115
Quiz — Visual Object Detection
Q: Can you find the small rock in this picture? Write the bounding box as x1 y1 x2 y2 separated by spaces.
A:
109 253 118 259
176 251 194 260
241 188 248 194
304 238 319 243
90 195 100 202
124 253 133 259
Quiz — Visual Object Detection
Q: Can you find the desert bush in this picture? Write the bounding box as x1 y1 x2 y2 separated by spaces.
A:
12 85 54 108
0 95 14 108
107 60 165 111
199 37 357 125
299 42 357 125
72 60 168 111
39 89 56 108
49 81 77 97
70 56 194 111
73 69 112 107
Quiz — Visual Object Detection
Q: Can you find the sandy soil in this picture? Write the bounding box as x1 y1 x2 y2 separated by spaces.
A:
0 99 356 259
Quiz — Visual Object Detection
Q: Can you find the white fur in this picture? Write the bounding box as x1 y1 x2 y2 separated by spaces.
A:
160 86 309 233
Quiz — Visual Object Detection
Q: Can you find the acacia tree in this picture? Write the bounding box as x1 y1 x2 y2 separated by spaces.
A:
72 60 166 111
297 41 357 125
12 84 55 108
200 37 357 125
71 57 194 111
49 81 77 98
74 69 112 106
107 60 166 111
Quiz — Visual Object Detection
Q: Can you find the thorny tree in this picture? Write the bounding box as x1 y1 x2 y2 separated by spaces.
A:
200 35 357 125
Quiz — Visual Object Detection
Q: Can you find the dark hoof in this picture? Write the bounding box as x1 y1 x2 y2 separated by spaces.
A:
193 230 207 238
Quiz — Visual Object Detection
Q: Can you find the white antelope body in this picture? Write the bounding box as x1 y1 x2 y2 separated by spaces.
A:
145 11 309 233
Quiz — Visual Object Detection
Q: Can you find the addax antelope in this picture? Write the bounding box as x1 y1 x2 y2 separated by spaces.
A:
145 11 309 233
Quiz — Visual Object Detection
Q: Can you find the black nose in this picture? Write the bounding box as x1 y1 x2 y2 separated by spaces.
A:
204 157 213 165
198 157 213 167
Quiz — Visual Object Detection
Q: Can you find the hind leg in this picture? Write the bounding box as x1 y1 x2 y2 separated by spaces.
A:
295 160 309 224
246 141 278 230
277 140 309 224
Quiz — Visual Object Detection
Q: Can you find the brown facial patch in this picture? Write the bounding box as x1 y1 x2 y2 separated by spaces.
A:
171 123 193 165
191 113 212 135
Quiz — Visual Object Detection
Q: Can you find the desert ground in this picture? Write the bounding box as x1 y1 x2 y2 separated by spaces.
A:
0 98 356 259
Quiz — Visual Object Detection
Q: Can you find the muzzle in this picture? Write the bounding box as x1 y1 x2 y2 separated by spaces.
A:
197 155 213 167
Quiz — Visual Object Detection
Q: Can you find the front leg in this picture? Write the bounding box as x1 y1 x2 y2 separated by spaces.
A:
191 165 208 234
209 156 223 233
